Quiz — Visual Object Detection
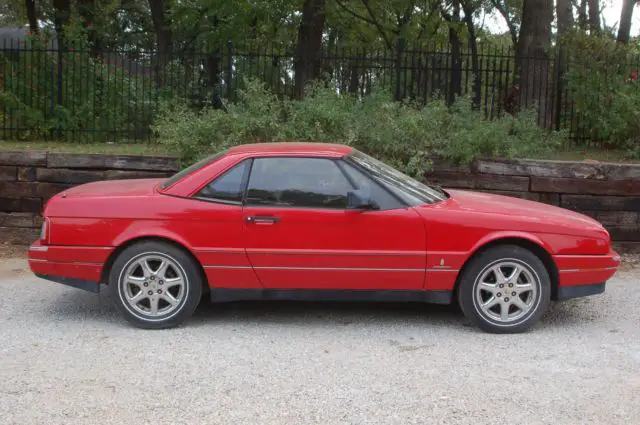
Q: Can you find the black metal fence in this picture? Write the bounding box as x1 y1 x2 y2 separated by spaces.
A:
0 39 634 144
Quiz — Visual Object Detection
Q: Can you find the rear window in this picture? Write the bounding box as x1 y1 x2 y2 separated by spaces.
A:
160 152 226 190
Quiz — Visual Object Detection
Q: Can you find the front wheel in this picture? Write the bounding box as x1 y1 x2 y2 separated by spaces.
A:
108 241 203 329
457 245 551 333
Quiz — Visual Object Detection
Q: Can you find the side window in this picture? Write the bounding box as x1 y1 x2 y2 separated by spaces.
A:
195 160 250 203
246 158 353 208
340 161 403 210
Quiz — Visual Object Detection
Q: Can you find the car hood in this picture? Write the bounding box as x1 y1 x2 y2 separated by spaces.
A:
56 178 164 199
441 189 603 229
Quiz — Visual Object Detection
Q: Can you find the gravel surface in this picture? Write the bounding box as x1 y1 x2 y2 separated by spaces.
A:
1 258 639 425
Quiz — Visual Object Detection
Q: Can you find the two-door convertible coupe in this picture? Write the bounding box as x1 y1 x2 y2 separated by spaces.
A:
28 142 621 333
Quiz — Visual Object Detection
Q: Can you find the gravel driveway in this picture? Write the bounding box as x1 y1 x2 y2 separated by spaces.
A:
1 258 639 425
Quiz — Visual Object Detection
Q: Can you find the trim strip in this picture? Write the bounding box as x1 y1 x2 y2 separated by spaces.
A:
29 246 49 252
560 267 618 273
204 265 460 272
195 248 426 256
204 265 424 272
29 259 102 267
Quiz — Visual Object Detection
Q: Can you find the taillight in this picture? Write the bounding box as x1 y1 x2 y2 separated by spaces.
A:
40 218 49 244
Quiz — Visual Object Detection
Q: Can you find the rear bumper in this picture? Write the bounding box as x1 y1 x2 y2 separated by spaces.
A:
28 241 111 292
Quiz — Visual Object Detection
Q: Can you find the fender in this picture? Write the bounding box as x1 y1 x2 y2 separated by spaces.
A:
466 231 554 262
111 221 196 253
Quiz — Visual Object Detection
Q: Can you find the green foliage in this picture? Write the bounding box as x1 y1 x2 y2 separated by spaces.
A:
563 33 640 153
153 78 565 173
0 25 161 142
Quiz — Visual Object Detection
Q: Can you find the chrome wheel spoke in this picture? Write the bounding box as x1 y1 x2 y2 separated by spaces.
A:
506 265 521 283
127 276 145 288
140 260 153 278
483 296 499 309
516 283 533 293
129 290 147 305
149 297 159 315
492 266 508 285
478 282 498 294
164 277 184 288
162 292 179 306
499 302 510 320
155 260 168 279
511 296 528 311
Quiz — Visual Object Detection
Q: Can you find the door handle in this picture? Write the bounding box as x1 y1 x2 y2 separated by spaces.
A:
245 215 280 224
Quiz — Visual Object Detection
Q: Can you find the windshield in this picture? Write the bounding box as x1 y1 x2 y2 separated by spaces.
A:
348 150 448 205
160 151 225 190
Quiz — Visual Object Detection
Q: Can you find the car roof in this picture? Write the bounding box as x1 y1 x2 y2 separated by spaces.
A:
226 142 353 157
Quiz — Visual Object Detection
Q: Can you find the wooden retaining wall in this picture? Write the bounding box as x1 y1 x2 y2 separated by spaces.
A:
0 151 638 251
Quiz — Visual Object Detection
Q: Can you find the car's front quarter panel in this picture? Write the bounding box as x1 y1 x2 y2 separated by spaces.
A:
417 199 619 294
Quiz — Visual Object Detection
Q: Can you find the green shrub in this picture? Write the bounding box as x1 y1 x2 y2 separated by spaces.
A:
153 78 566 174
0 23 162 142
563 33 640 154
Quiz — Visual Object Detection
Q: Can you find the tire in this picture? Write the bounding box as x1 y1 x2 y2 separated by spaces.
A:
457 245 551 334
108 241 203 329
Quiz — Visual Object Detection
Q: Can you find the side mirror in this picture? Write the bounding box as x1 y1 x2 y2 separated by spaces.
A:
347 189 379 211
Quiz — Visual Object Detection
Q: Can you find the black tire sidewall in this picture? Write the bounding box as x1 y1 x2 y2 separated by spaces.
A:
108 241 203 329
457 245 551 334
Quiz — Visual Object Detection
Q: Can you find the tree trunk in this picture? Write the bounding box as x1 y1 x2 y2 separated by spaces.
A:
462 2 480 109
294 0 327 99
77 0 103 56
393 36 407 101
617 0 636 44
448 0 462 105
516 0 553 126
52 0 70 47
25 0 39 35
554 0 573 130
52 0 71 112
578 0 588 30
588 0 600 34
149 0 173 85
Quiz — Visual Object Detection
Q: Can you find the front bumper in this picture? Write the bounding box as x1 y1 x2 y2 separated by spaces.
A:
555 249 621 285
553 248 620 300
28 241 112 293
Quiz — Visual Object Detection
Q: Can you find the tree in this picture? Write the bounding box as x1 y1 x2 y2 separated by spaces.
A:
25 0 38 34
577 0 587 30
294 0 327 98
148 0 173 83
516 0 553 125
554 0 573 129
587 0 599 34
617 0 637 44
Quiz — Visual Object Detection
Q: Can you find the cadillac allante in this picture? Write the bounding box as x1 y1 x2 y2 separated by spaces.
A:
28 143 621 333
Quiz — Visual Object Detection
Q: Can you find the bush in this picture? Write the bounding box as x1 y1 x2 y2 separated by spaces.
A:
563 33 640 153
153 78 566 174
0 25 160 142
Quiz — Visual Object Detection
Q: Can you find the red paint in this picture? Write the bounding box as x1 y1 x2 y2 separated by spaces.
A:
28 142 620 295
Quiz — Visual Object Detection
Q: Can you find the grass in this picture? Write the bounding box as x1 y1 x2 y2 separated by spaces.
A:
0 140 637 164
529 147 639 164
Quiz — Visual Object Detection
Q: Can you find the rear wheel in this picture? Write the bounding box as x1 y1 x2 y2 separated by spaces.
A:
457 245 551 333
108 241 203 329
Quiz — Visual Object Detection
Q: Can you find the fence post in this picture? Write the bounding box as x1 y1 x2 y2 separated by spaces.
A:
227 40 233 101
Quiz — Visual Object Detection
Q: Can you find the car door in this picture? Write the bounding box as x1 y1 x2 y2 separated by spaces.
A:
183 158 263 289
242 156 427 290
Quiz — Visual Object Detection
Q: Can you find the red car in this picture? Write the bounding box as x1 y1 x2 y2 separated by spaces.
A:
28 142 621 333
